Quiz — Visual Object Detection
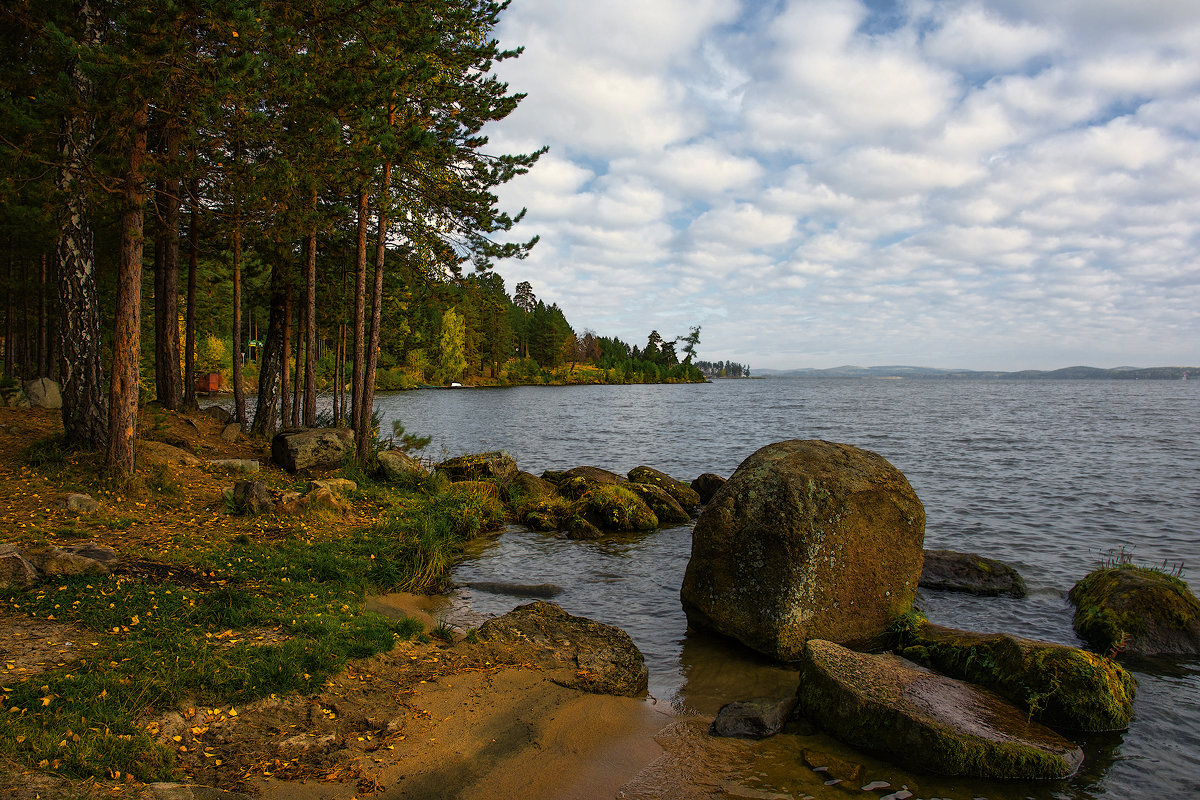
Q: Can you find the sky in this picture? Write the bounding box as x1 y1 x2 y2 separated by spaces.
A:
482 0 1200 371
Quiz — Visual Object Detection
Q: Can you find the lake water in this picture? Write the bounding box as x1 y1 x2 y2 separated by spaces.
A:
373 378 1200 799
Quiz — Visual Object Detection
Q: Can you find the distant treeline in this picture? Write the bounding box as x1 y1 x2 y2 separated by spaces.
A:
756 365 1196 380
696 360 751 378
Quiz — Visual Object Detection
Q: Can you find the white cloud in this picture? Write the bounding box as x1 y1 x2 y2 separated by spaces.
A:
923 4 1060 72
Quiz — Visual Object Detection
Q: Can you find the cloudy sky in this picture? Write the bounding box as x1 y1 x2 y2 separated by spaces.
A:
483 0 1200 371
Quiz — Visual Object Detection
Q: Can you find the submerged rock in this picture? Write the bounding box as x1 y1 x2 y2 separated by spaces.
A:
479 601 648 696
1069 563 1200 658
628 466 701 513
896 618 1136 732
920 549 1026 597
796 639 1084 780
710 696 798 739
463 581 564 599
681 440 925 659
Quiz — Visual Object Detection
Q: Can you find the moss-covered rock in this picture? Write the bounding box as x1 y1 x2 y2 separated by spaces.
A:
896 618 1136 732
1069 564 1200 657
578 484 658 532
681 440 925 659
920 549 1026 597
624 482 690 525
438 451 518 483
628 466 701 513
796 639 1084 780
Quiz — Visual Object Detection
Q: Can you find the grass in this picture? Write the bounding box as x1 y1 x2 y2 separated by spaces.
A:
0 420 500 786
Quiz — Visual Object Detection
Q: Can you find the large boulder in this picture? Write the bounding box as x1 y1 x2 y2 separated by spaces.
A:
271 427 353 473
796 639 1084 780
479 601 648 696
628 466 701 513
1069 563 1200 658
27 544 119 576
24 378 62 409
438 451 518 482
920 549 1026 597
896 619 1136 732
681 440 925 659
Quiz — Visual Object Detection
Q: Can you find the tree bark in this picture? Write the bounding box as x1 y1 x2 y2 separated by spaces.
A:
303 224 317 426
106 102 149 474
357 162 391 462
154 126 183 409
250 269 287 438
55 0 107 449
280 282 292 428
231 183 246 424
351 188 368 437
183 180 199 410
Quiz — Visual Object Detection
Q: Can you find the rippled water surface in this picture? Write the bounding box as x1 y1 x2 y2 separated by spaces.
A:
375 378 1200 798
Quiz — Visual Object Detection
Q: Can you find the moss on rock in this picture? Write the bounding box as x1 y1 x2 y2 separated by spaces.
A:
628 466 701 512
897 619 1136 732
624 482 690 525
578 484 658 532
796 639 1084 779
1069 564 1200 658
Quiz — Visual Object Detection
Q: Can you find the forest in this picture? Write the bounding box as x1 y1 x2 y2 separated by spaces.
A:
0 0 704 474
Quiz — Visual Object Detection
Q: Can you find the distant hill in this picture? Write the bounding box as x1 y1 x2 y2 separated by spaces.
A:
754 365 1196 380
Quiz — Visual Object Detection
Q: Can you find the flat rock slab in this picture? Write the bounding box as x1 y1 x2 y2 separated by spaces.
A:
138 439 201 466
797 639 1084 780
920 549 1026 597
479 601 648 697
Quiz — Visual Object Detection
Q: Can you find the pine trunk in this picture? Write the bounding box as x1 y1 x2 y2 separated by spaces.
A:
351 189 368 437
358 163 391 462
154 127 183 409
303 226 317 426
183 181 199 410
280 282 292 428
107 102 149 474
250 269 287 438
232 222 245 424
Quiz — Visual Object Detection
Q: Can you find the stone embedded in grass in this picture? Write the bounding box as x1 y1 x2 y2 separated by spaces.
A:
61 493 99 512
1069 563 1200 658
232 481 274 515
0 544 38 588
919 549 1026 597
138 439 201 466
796 639 1084 780
271 427 353 472
376 449 427 481
896 618 1136 732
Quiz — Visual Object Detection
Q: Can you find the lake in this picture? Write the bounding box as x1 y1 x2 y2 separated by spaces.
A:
374 378 1200 799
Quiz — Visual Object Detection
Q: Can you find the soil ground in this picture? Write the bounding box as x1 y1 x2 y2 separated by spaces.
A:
0 405 673 800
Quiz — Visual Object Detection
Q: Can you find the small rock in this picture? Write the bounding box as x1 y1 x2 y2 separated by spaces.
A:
309 478 357 495
920 549 1026 597
710 696 798 739
690 472 726 504
24 377 62 409
62 493 99 512
1070 563 1200 658
880 791 913 800
627 465 701 512
209 458 259 472
232 481 274 515
220 422 242 442
438 451 518 482
861 780 891 792
139 440 201 466
377 449 427 481
203 405 234 424
0 544 38 588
